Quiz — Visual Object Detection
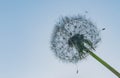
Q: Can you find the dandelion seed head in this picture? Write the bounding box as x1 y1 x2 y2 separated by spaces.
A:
51 15 101 63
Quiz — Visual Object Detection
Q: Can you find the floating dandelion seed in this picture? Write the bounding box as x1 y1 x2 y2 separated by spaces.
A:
102 28 105 30
51 15 120 77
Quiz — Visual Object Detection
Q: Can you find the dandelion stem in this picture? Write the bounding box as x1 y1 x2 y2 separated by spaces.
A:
89 51 120 78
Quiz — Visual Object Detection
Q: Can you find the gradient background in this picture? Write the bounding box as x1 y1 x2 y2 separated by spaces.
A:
0 0 120 78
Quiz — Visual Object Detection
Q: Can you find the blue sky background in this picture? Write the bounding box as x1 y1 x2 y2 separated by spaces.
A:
0 0 120 78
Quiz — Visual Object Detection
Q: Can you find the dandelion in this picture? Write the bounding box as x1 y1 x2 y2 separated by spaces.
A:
51 15 120 77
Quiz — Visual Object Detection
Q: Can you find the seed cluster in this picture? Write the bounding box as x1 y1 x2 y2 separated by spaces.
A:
51 15 101 63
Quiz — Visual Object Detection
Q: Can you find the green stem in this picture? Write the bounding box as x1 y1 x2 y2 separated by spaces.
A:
89 51 120 78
